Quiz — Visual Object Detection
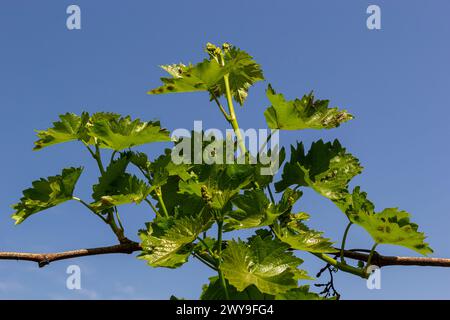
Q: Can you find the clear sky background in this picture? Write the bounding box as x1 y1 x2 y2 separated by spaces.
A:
0 0 449 299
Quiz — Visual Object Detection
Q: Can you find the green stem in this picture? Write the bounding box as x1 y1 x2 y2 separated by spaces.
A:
72 197 108 223
211 92 231 121
197 237 215 259
216 220 230 300
267 185 276 203
313 253 368 279
223 73 246 156
94 144 105 175
137 166 151 181
193 252 218 271
86 144 105 175
85 145 96 158
107 212 127 243
155 188 169 218
114 207 124 231
340 222 353 263
366 243 379 270
258 129 278 155
110 150 117 164
144 198 159 216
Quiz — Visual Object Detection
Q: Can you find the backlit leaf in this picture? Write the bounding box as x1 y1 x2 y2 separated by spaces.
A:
89 116 171 151
335 187 432 255
11 167 83 224
273 213 336 253
138 212 211 268
275 140 363 201
34 113 89 150
221 236 308 295
91 154 150 211
264 85 353 130
224 188 302 231
148 43 264 105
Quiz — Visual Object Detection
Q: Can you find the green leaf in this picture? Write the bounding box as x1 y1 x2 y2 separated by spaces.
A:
210 46 264 105
221 236 307 295
138 213 211 268
89 115 171 151
201 277 272 300
129 151 152 175
11 167 83 224
34 112 170 152
224 188 301 232
275 285 330 300
149 149 193 188
335 187 432 255
275 140 363 201
34 113 89 150
225 190 277 231
179 163 258 212
201 278 325 300
148 60 225 95
148 43 264 105
273 213 336 253
264 85 353 130
91 154 150 211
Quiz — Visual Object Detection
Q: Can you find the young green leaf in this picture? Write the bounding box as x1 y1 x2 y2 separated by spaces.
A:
224 190 278 231
210 45 264 105
149 149 193 188
89 116 171 151
201 277 272 300
179 163 258 212
275 140 363 200
335 187 433 255
264 85 353 130
275 285 331 300
224 188 301 232
11 167 83 224
148 61 225 95
148 43 263 105
221 236 308 295
138 213 212 268
201 278 325 300
34 113 89 150
272 213 336 253
91 154 150 211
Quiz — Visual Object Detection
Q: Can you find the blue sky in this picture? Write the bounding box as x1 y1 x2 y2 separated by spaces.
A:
0 0 449 299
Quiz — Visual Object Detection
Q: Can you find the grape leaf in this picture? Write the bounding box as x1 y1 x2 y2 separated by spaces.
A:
221 236 308 295
275 285 330 300
273 213 336 253
34 112 170 152
89 116 171 151
224 188 301 231
138 213 211 268
335 187 433 255
225 190 277 231
210 46 264 105
129 151 152 175
34 113 89 150
148 43 264 105
264 85 353 130
91 154 150 211
148 60 225 95
275 140 363 201
11 167 83 224
179 163 258 212
201 277 272 300
149 149 193 188
201 277 325 300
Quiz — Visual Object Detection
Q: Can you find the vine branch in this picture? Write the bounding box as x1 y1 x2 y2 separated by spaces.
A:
0 242 141 268
1 244 450 270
